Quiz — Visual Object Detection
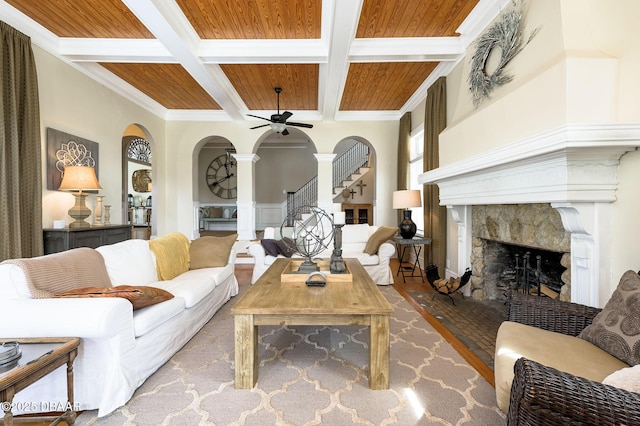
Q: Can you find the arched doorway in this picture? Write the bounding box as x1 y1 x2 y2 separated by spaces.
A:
333 137 376 225
253 128 317 230
122 124 154 239
195 136 237 235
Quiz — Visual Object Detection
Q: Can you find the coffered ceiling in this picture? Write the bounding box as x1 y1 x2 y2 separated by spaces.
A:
1 0 509 123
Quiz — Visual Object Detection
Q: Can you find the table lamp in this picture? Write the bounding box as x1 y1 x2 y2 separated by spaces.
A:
392 190 421 239
58 166 102 228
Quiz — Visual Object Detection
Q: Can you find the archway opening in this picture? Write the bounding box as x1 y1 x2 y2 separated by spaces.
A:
333 137 376 225
195 136 237 235
254 128 317 231
122 124 154 239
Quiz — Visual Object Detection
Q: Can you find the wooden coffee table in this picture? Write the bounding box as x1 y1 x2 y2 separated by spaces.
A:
232 258 393 390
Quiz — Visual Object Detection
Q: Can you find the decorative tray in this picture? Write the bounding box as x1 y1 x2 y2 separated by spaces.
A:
0 341 21 368
281 259 352 283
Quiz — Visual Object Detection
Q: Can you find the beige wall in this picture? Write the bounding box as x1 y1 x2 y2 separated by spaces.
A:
36 46 165 229
423 0 640 288
34 47 401 238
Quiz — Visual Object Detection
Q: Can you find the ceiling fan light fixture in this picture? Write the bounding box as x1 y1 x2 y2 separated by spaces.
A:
248 87 313 134
270 122 286 133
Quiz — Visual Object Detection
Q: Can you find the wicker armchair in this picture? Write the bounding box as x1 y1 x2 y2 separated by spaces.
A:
505 291 640 425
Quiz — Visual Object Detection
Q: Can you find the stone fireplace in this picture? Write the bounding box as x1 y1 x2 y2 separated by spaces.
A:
419 124 640 307
470 204 571 301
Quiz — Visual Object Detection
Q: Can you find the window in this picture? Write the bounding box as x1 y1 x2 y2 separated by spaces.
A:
409 127 424 236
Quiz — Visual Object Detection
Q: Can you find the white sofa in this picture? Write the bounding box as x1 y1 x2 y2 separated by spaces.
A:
248 223 395 285
0 233 239 417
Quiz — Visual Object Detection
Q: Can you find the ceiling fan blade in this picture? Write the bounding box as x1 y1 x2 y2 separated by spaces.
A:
285 121 313 128
282 128 290 136
280 111 293 121
250 123 271 130
247 114 272 122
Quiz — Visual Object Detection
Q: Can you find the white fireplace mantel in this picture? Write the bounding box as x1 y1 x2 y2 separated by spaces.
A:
419 124 640 206
419 123 640 307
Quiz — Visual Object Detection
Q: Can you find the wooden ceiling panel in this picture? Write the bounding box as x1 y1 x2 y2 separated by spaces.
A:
356 0 479 38
176 0 321 39
3 0 492 116
99 63 221 110
5 0 154 38
221 64 318 110
340 62 439 111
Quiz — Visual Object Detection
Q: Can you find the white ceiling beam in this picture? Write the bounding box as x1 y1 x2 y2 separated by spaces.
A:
349 37 464 63
199 39 327 64
319 0 363 121
122 0 246 120
58 38 175 62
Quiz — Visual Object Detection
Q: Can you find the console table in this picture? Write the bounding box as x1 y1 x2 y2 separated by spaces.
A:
43 224 132 254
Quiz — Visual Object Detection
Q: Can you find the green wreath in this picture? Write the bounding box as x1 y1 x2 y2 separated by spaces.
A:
468 1 538 107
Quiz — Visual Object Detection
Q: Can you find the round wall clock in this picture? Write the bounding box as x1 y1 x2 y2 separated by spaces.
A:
206 153 237 199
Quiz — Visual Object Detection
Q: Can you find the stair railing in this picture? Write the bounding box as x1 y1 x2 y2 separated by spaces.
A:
292 177 317 213
286 142 370 216
332 143 370 188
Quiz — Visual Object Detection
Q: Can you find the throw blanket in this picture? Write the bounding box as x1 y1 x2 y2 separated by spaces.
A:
2 247 112 298
148 232 190 280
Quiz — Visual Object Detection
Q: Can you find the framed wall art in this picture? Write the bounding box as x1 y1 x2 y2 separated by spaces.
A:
47 128 99 190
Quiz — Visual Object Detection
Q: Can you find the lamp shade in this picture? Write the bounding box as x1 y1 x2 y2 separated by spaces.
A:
392 190 421 209
58 166 102 192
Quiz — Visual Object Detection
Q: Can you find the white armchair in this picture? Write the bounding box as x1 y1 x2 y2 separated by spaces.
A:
249 224 395 285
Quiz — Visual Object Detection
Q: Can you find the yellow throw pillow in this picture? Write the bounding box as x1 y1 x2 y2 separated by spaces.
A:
190 234 237 269
364 226 398 255
149 232 190 280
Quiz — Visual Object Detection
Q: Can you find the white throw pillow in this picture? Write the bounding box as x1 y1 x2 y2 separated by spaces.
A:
97 239 158 286
342 224 371 244
602 364 640 393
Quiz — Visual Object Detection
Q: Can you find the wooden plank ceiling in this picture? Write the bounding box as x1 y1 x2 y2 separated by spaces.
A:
3 0 494 121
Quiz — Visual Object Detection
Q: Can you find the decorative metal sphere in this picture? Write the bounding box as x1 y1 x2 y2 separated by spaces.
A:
281 206 334 272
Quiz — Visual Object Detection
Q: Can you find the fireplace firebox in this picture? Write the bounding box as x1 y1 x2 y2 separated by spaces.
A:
481 239 567 300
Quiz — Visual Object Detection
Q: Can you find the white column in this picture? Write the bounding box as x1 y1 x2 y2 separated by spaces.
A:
315 153 336 213
192 201 200 240
233 154 259 241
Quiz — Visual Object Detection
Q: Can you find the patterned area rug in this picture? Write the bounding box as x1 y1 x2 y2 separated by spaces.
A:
76 287 505 425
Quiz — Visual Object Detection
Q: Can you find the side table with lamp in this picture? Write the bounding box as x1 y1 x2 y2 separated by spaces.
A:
392 190 431 282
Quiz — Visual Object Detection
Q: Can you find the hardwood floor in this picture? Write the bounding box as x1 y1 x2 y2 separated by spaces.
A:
389 259 496 387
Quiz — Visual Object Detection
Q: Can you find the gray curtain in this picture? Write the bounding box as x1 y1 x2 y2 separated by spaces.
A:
423 77 446 273
396 111 411 224
0 21 43 260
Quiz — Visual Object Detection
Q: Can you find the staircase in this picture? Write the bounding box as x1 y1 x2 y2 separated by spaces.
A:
288 142 370 216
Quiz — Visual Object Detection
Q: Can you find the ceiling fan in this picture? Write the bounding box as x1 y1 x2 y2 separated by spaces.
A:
248 87 313 136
